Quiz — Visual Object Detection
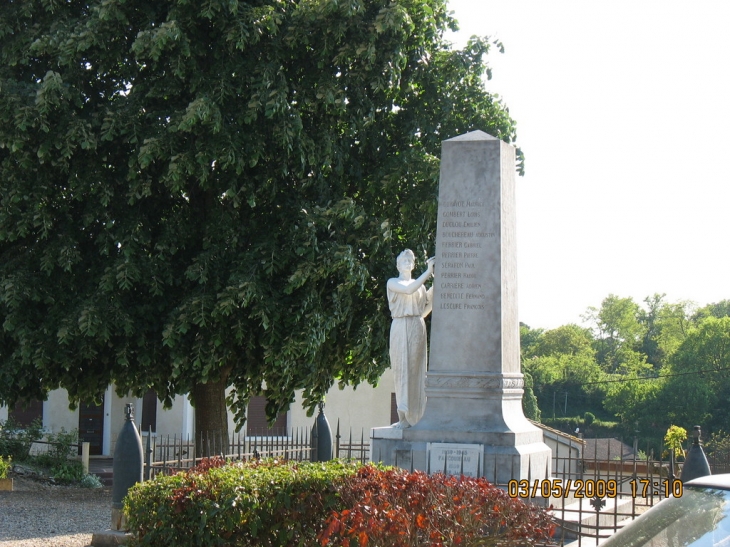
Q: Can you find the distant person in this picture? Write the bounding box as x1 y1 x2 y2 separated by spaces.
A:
387 250 434 429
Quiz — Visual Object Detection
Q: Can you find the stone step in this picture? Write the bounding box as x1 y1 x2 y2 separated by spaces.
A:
88 458 114 486
94 472 114 487
550 497 633 541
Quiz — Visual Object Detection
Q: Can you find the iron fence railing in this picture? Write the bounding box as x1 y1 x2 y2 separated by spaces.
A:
141 427 316 479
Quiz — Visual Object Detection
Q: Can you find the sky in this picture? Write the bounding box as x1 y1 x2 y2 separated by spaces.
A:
445 0 730 330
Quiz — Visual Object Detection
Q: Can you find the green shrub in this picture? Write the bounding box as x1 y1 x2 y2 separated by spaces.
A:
0 417 43 461
80 473 104 488
52 460 84 484
319 465 556 547
124 458 363 547
0 455 11 479
125 459 556 547
35 427 79 470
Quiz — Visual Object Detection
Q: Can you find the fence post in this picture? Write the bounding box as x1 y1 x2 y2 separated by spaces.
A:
335 420 340 459
81 442 90 475
144 429 152 481
311 421 318 462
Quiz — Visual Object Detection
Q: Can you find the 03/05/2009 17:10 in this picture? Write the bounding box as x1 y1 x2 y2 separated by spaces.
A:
507 479 684 499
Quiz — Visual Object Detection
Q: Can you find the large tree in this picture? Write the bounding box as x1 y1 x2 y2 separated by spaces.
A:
0 0 519 438
584 294 645 373
661 316 730 432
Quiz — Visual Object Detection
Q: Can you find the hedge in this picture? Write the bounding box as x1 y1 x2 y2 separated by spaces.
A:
124 458 555 547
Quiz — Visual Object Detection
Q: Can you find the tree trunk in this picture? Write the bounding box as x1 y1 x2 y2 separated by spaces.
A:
192 378 229 458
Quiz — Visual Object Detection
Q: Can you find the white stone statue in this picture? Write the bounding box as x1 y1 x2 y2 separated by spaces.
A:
387 249 435 429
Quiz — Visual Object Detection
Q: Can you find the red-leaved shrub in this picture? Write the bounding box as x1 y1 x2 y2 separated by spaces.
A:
318 465 555 547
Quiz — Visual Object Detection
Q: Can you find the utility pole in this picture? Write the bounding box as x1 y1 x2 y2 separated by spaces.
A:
553 391 556 420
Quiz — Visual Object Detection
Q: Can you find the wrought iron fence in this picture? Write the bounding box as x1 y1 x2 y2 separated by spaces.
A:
334 420 369 463
142 427 316 479
141 419 369 479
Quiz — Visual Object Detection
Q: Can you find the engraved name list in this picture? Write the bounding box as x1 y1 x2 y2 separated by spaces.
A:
437 199 495 311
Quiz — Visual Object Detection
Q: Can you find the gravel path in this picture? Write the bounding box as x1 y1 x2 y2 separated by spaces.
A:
0 475 112 547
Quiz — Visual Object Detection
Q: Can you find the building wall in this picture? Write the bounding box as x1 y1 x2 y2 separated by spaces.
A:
2 367 398 456
533 422 583 479
44 390 79 434
289 368 394 437
158 394 190 438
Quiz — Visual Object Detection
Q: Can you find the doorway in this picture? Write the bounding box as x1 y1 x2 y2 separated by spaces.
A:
78 396 105 455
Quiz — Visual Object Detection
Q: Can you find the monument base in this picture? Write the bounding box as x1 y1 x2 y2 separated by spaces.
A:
90 529 134 547
370 420 551 485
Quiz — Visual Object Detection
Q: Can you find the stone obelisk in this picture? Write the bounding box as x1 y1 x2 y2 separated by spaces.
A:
371 131 551 483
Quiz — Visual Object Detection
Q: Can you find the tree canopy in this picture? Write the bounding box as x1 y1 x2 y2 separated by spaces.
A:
0 0 520 433
522 294 730 448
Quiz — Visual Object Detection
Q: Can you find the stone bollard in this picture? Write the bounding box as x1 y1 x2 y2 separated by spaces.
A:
680 425 711 482
111 403 143 531
92 403 142 547
312 402 332 462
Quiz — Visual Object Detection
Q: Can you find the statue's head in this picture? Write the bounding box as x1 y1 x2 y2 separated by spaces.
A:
396 249 416 272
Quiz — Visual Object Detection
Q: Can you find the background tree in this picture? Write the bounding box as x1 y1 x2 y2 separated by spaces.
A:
661 316 730 433
521 371 541 422
600 374 663 432
522 324 603 420
584 294 644 373
693 300 730 322
638 294 693 370
0 0 520 437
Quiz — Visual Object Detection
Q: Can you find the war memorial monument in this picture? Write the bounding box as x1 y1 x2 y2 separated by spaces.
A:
371 131 551 484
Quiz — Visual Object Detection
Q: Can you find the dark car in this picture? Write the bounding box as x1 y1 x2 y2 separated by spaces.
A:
601 474 730 547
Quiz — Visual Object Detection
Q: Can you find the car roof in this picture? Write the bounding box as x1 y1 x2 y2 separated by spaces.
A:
685 473 730 489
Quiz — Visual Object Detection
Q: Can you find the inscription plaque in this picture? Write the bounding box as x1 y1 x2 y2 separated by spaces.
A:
428 443 483 477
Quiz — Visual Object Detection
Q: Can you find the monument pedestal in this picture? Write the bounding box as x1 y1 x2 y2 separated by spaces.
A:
371 372 550 483
372 131 550 483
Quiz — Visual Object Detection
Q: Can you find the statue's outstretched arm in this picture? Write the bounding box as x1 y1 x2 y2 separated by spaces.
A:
386 258 435 295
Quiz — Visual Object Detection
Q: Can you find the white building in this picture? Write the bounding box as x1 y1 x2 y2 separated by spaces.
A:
0 369 397 456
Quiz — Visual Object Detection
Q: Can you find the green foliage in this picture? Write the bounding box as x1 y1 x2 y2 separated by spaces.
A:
529 324 595 360
34 427 79 471
543 416 620 437
600 374 663 429
661 316 730 431
52 459 85 484
522 371 541 422
0 0 520 433
519 296 730 439
319 465 555 547
664 425 687 460
693 300 730 321
705 430 730 456
519 323 544 359
583 412 595 427
522 325 603 418
125 459 553 547
584 295 644 373
0 455 10 479
80 473 104 488
125 458 365 547
0 417 43 461
639 294 693 369
31 427 85 483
